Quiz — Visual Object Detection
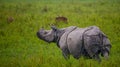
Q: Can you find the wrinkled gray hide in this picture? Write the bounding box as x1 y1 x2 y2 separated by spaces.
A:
37 26 111 62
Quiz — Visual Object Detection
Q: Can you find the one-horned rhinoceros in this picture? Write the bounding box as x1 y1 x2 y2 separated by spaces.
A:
37 26 111 62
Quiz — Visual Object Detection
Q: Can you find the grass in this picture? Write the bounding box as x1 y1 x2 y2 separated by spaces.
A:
0 0 120 67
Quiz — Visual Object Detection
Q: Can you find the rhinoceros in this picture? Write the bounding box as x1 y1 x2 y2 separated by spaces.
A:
37 26 111 62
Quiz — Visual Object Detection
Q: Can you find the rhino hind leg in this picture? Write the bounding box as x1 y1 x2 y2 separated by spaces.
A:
101 49 109 60
93 54 101 62
100 33 111 60
103 51 109 60
84 35 102 62
101 31 111 58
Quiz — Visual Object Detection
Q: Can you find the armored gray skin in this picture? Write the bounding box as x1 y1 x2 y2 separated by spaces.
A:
37 26 111 62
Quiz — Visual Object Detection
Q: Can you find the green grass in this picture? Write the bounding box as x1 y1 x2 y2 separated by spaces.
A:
0 0 120 67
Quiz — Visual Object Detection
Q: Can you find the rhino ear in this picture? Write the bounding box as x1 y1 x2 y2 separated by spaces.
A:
51 26 57 31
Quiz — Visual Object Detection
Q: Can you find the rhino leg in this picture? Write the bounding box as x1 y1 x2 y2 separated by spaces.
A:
101 50 109 60
100 32 111 59
93 54 101 62
62 48 70 60
103 51 109 60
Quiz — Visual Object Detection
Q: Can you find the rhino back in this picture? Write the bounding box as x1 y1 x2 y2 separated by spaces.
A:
84 26 100 36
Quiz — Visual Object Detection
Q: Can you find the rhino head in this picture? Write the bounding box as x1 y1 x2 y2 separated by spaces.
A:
37 26 58 43
37 26 65 44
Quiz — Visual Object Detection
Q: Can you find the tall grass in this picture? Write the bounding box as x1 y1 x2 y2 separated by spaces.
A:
0 0 120 67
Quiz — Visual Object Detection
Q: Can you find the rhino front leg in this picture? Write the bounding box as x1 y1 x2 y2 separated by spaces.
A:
62 48 70 60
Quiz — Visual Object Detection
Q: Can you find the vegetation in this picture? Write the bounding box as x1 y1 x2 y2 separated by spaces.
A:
0 0 120 67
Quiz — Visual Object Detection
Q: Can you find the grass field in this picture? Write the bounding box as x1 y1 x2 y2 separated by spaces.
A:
0 0 120 67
